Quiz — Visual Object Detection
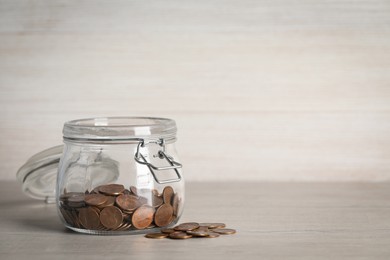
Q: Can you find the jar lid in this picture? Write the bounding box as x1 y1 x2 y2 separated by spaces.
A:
16 145 63 202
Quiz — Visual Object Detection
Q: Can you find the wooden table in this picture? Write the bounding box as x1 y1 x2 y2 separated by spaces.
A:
1 181 390 259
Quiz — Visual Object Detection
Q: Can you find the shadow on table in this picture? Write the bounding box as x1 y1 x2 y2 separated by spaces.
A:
0 198 74 234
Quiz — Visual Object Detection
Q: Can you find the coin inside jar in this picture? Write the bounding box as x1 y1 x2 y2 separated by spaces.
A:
115 194 141 211
162 186 174 204
99 206 123 229
154 203 174 227
98 184 125 196
78 207 101 229
84 194 107 206
131 205 155 229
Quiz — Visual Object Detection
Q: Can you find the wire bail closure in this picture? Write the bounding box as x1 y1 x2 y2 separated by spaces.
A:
134 139 182 184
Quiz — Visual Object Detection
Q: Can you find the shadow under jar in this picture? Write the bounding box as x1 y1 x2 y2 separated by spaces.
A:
57 117 184 235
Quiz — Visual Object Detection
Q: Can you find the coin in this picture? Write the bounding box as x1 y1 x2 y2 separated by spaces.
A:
212 228 236 235
84 194 107 206
152 195 163 208
97 196 116 209
67 194 85 208
78 207 101 229
98 184 125 196
169 231 192 239
171 193 179 216
129 186 138 195
116 194 141 211
198 223 226 229
163 186 174 204
99 206 123 229
145 233 168 239
174 222 199 231
206 232 220 238
59 207 74 226
154 203 174 227
161 228 176 234
132 205 155 229
186 230 209 237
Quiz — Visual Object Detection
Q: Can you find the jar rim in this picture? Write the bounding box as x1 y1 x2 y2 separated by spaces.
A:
63 117 177 141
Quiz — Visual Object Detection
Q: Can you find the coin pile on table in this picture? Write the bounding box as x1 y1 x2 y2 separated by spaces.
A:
59 184 181 231
145 222 236 239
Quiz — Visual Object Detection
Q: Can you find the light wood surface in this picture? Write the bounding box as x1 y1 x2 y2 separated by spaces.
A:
1 181 390 259
1 1 390 181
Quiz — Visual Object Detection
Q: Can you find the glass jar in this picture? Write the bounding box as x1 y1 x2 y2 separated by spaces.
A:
17 117 184 235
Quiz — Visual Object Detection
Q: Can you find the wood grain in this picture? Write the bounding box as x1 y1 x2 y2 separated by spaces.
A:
1 0 390 181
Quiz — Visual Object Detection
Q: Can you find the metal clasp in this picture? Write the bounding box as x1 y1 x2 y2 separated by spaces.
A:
134 139 182 184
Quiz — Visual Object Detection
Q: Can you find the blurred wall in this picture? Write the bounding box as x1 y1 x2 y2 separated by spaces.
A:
1 0 390 182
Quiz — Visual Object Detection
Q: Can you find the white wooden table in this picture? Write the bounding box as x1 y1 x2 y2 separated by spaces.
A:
1 181 390 259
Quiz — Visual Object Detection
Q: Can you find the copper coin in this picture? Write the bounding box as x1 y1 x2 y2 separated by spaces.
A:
162 186 174 204
59 207 74 225
161 228 176 234
174 222 199 231
78 207 101 229
84 194 107 206
152 189 160 196
129 186 138 195
97 196 116 209
131 205 155 229
198 223 226 229
212 228 236 235
145 233 168 239
186 230 210 237
116 194 141 211
169 231 192 239
138 196 148 205
99 206 123 229
154 203 174 227
206 232 220 238
67 194 85 208
152 195 163 208
171 193 179 216
197 226 210 232
98 184 125 196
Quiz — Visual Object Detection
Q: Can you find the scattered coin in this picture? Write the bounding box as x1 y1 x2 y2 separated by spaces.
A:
161 228 176 234
174 222 200 231
186 230 209 237
169 231 192 239
198 223 226 229
145 233 169 239
145 222 236 240
212 228 236 235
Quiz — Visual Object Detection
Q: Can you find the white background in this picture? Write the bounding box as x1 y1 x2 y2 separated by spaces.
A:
1 0 390 181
